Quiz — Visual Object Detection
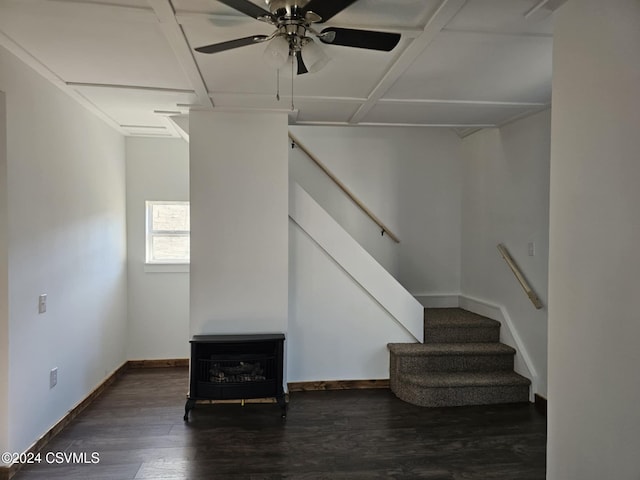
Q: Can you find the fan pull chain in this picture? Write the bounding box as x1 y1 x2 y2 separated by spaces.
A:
291 53 295 111
276 69 280 101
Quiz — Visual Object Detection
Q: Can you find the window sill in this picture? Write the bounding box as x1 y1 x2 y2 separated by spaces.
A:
144 263 190 273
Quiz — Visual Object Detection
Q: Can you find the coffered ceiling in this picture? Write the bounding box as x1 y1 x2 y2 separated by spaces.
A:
0 0 559 138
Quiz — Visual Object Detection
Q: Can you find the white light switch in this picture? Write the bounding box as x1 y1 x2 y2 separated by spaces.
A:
38 294 47 314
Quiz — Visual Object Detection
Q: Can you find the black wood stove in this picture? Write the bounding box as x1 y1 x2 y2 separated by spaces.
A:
184 334 286 421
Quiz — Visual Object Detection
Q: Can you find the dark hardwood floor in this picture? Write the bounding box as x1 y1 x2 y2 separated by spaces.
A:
13 367 546 480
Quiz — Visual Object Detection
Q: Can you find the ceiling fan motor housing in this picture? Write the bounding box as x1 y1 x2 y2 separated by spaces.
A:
265 0 311 17
265 0 309 15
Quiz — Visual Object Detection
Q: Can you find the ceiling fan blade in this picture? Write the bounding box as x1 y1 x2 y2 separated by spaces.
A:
319 27 401 51
296 51 309 75
303 0 358 23
195 35 269 54
216 0 273 20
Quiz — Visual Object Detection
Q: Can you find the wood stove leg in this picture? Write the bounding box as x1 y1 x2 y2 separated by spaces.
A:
276 395 287 418
184 398 196 421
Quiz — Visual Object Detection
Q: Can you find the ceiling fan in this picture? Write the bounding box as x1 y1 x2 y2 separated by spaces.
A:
194 0 402 75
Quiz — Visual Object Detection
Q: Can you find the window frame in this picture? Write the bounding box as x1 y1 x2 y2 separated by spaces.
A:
145 200 190 266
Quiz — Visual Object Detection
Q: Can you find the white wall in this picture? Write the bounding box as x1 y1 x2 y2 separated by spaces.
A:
0 90 9 462
547 1 640 478
190 111 288 335
289 126 462 297
0 46 127 454
125 137 189 360
288 183 418 382
460 110 550 396
288 221 416 382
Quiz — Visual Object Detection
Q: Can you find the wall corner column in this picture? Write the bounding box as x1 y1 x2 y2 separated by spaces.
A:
189 111 289 336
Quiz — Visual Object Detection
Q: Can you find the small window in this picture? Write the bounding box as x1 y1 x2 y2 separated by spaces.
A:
146 201 190 264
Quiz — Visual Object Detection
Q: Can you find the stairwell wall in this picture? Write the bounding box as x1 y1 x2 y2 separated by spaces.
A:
289 126 463 298
460 110 550 397
288 216 417 382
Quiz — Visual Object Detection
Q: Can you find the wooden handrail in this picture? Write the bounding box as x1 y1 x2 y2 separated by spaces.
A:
288 132 400 244
497 244 543 309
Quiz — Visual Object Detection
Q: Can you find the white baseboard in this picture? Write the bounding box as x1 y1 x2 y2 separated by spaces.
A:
458 295 538 402
413 294 460 308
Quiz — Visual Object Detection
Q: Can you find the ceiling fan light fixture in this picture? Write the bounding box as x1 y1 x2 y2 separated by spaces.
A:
302 38 329 73
263 35 290 69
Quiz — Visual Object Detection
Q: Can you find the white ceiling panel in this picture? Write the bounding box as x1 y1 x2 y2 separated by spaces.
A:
212 92 292 110
0 0 157 24
0 0 557 134
55 0 150 8
362 102 544 126
384 30 552 103
0 4 192 90
72 85 197 128
446 0 553 35
173 0 257 16
173 0 241 16
320 0 440 29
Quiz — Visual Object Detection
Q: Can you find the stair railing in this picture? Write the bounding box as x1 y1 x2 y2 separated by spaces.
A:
288 131 400 243
497 244 543 309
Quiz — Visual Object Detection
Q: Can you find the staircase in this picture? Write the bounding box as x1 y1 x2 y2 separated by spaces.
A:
388 308 531 407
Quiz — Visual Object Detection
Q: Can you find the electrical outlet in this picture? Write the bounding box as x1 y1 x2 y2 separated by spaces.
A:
38 294 47 314
528 242 535 257
50 367 58 389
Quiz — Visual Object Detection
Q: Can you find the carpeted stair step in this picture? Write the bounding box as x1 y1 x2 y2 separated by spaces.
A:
424 308 500 343
388 342 516 374
392 371 531 407
389 307 532 408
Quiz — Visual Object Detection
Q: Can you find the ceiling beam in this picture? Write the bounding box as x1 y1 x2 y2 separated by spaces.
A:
378 98 548 107
210 92 366 105
147 0 214 108
167 115 190 142
455 127 483 138
496 105 551 128
349 0 467 124
154 115 184 139
524 0 551 18
294 121 495 128
209 92 546 108
441 27 552 39
66 82 195 95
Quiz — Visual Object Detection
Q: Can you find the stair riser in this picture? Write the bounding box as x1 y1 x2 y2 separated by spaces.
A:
392 383 530 408
424 326 500 344
390 353 514 374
